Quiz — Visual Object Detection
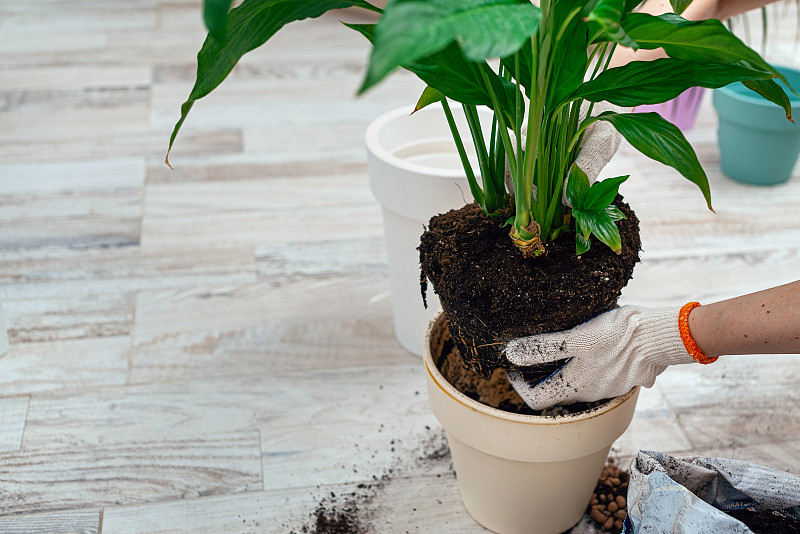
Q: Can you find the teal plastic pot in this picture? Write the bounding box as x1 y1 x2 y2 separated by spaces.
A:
713 66 800 185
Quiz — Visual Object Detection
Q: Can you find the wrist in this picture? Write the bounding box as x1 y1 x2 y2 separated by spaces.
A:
679 302 719 364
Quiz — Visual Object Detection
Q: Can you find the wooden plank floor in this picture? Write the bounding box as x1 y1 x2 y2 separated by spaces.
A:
1 2 799 532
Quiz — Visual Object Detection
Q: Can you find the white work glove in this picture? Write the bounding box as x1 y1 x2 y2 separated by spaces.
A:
504 306 696 410
505 101 628 203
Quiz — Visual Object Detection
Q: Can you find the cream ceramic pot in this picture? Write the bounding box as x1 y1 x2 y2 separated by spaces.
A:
424 310 640 534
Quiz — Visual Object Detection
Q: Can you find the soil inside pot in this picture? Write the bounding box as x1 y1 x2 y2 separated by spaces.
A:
420 197 640 380
726 509 800 533
430 312 606 416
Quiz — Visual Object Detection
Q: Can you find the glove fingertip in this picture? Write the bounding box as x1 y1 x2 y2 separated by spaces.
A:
504 337 567 366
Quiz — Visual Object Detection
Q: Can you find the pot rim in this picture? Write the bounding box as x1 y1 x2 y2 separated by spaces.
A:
424 309 639 426
715 65 800 109
365 104 494 179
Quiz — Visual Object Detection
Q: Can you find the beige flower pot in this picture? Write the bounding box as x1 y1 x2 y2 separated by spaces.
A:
423 310 640 534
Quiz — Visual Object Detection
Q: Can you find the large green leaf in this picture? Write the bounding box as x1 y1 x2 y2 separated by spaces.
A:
346 22 523 129
203 0 233 43
592 111 712 210
500 37 533 97
167 0 380 164
742 79 794 122
548 1 589 108
360 0 541 93
620 13 778 77
574 58 775 106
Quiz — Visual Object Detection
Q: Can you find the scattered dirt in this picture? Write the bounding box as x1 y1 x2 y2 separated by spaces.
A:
587 458 629 533
288 427 452 534
419 198 640 379
727 509 800 533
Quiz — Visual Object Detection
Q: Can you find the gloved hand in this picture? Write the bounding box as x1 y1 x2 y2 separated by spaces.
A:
504 306 697 410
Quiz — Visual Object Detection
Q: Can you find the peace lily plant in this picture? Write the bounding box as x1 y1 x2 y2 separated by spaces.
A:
168 0 793 261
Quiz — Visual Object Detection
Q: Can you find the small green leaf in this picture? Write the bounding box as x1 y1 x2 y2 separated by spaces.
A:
575 224 591 255
565 163 591 210
584 0 638 49
585 175 629 212
605 205 626 221
204 0 233 42
575 209 623 253
414 86 445 112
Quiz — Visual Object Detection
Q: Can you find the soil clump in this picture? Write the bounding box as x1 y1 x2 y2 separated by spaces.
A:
432 315 605 415
420 197 640 379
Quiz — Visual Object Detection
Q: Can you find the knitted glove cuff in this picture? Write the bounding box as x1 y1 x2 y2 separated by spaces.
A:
636 306 697 368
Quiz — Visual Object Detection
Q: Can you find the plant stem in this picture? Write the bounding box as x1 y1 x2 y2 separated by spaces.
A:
441 99 485 208
463 103 498 213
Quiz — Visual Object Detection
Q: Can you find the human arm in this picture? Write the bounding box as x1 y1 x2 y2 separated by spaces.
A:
505 281 800 409
688 280 800 356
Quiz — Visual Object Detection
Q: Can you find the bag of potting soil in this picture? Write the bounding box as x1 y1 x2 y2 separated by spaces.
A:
622 450 800 533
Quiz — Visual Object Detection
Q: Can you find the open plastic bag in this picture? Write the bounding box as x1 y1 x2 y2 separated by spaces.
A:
622 450 800 533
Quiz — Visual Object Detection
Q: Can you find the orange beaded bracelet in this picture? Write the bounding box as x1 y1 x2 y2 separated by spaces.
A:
678 302 718 365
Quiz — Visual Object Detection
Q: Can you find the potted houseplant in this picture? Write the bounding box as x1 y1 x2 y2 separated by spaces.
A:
167 1 793 532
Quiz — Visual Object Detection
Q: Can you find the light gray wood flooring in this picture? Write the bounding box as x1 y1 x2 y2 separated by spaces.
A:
1 2 799 532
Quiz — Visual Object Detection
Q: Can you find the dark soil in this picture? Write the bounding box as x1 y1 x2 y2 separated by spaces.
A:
727 509 800 533
420 197 640 379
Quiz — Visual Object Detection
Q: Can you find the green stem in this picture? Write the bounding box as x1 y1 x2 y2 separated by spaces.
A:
478 63 518 184
441 99 485 208
463 103 497 213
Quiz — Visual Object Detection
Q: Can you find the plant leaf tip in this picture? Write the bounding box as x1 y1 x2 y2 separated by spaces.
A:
164 155 174 170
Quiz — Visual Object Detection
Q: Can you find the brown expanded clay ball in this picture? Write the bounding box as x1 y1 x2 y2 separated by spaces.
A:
587 457 629 533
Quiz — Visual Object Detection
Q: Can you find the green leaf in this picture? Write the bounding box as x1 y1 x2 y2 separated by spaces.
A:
360 0 541 93
742 78 794 122
346 22 523 129
548 2 589 107
584 0 637 49
585 175 629 212
669 0 693 14
620 13 779 80
593 111 712 210
606 205 626 221
573 208 623 253
574 58 775 107
575 223 591 255
204 0 233 42
167 0 378 164
565 163 590 210
414 86 445 112
500 37 533 97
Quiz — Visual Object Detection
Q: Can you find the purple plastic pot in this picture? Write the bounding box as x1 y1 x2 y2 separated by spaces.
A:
636 87 706 131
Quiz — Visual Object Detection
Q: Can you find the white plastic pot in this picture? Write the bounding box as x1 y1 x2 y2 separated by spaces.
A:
424 310 640 534
367 104 490 356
